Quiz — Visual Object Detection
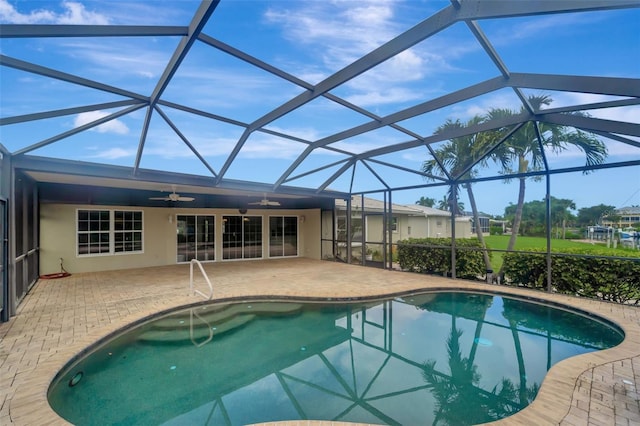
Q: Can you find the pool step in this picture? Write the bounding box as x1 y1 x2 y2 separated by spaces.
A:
138 313 256 345
136 302 303 346
149 302 302 331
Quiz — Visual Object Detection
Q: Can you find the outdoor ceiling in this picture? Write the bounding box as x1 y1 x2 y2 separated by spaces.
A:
1 0 639 200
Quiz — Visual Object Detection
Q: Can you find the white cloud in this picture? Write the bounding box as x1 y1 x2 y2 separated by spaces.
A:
0 0 109 24
55 39 169 80
264 125 321 142
344 87 425 108
86 147 136 160
239 134 307 160
265 1 396 67
551 92 640 124
141 127 309 161
264 1 473 114
448 93 520 120
74 111 129 135
487 13 600 47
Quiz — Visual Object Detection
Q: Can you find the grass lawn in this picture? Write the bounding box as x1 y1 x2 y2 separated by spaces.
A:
482 235 639 272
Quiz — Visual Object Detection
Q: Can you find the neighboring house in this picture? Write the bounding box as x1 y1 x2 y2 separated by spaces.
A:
602 206 640 228
407 205 473 239
463 211 491 236
335 196 473 246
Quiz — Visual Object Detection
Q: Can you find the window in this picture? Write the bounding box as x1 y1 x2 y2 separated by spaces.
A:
114 211 143 253
77 210 110 255
471 217 490 234
391 217 398 232
77 209 143 256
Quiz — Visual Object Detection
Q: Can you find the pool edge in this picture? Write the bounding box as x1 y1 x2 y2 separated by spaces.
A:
10 282 640 426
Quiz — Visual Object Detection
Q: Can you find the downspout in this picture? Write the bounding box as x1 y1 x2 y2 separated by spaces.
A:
427 212 430 237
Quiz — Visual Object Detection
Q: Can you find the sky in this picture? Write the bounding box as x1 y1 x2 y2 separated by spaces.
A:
0 0 639 216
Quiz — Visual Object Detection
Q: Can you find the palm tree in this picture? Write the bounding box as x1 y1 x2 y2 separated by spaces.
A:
422 117 500 271
436 193 465 213
421 327 526 425
484 95 607 276
416 196 436 207
437 195 450 211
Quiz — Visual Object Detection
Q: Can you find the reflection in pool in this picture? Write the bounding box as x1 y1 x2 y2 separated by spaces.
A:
48 292 623 425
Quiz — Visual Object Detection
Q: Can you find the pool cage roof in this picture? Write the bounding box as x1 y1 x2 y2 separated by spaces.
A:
1 0 639 202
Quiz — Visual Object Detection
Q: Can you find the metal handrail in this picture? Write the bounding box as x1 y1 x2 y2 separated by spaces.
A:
189 259 213 300
189 308 213 347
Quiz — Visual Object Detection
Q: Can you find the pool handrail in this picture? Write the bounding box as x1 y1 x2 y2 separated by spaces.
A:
189 308 213 347
189 258 213 300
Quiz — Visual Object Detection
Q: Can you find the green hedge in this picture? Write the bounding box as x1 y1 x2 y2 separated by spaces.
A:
502 248 640 304
397 238 488 280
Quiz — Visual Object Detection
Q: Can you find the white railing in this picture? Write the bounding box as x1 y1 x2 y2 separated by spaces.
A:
189 259 213 300
189 308 213 347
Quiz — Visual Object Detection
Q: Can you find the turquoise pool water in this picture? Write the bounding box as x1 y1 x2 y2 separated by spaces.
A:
48 291 623 425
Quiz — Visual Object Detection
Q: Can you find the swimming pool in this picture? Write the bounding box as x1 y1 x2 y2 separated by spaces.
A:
48 291 623 425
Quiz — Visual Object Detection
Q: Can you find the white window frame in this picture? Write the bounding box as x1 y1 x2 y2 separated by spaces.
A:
76 209 144 257
113 210 144 255
268 215 299 258
391 216 398 232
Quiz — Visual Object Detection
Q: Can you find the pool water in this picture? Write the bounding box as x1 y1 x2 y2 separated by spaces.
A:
48 291 623 425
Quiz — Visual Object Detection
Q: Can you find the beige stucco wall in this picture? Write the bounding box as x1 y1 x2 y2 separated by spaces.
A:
365 214 473 241
40 204 321 274
356 214 475 243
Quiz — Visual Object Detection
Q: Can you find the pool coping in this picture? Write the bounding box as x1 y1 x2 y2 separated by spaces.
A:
10 279 640 426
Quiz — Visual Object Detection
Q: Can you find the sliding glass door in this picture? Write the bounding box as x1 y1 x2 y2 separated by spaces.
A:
176 215 214 263
223 216 262 260
269 216 298 257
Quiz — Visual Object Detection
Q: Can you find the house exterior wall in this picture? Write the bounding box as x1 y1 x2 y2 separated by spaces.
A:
406 215 473 239
364 214 473 242
39 204 321 274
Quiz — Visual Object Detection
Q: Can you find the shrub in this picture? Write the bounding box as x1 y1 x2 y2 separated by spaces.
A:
397 238 489 280
564 230 582 240
490 226 503 235
502 248 640 304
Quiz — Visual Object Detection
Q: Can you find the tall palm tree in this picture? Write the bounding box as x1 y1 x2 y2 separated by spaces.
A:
484 95 607 276
437 194 464 212
438 195 450 211
421 326 526 425
422 118 501 271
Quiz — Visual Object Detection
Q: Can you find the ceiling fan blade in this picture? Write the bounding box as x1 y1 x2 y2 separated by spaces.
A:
177 196 195 202
248 193 280 206
149 197 170 201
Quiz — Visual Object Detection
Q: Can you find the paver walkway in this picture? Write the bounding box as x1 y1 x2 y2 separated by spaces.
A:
1 258 639 425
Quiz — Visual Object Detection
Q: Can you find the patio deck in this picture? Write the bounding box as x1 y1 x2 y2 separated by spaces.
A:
1 258 639 425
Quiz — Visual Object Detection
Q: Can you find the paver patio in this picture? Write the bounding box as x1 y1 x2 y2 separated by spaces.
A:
1 258 639 425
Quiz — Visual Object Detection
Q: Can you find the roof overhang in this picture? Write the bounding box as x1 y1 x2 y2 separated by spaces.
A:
14 155 348 201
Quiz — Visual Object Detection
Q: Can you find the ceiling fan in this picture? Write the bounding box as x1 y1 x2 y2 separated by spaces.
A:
149 186 195 202
248 193 281 206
